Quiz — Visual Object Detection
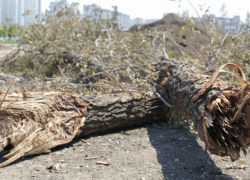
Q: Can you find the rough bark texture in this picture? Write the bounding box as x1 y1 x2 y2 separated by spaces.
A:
77 92 166 137
157 59 250 161
0 91 165 168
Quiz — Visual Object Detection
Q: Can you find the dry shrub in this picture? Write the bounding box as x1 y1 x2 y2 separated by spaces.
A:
2 3 250 127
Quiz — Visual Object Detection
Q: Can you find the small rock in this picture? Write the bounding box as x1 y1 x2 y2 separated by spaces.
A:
200 175 205 178
215 175 233 180
46 163 60 172
234 175 242 180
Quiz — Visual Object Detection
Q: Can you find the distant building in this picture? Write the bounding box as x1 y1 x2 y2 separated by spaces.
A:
0 0 42 25
199 14 241 34
83 4 159 29
1 0 19 25
134 17 145 24
45 0 80 20
38 0 42 22
45 0 68 16
18 0 22 25
71 2 80 13
101 9 113 19
50 2 60 10
83 4 103 19
118 13 130 30
0 1 2 25
22 0 41 25
145 19 158 24
217 15 240 34
83 4 131 30
130 17 147 27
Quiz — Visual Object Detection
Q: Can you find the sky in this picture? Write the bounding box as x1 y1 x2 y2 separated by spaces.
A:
42 0 249 22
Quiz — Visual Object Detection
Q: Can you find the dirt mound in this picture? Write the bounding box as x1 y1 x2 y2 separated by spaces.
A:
161 13 184 25
129 13 225 56
139 13 185 29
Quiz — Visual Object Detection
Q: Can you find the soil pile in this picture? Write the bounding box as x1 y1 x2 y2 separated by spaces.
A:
129 13 225 55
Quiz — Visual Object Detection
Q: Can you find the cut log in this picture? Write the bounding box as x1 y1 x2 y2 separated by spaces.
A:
0 58 249 168
0 91 88 168
0 91 165 168
77 92 166 137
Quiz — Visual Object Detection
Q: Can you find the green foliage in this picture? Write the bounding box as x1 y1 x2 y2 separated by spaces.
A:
0 24 25 38
180 26 185 34
1 41 19 44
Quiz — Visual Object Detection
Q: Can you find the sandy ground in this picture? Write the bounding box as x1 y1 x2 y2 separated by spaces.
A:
0 48 249 180
0 46 12 60
0 126 249 180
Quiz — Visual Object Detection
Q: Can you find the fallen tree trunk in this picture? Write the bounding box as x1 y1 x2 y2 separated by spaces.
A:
157 59 250 161
77 93 166 137
0 58 249 168
0 91 166 168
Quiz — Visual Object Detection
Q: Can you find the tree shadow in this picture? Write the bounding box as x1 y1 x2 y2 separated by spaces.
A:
0 126 233 180
147 127 231 180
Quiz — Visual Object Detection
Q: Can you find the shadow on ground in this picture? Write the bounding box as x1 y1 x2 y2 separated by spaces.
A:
147 127 231 180
0 126 234 180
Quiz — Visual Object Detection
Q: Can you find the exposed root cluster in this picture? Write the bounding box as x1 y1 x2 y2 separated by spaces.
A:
194 63 250 161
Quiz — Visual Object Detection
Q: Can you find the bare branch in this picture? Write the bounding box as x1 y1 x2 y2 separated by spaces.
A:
155 92 172 108
162 34 169 59
57 65 67 79
215 32 229 58
0 78 15 109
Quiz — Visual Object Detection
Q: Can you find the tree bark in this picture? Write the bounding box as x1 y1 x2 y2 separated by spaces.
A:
77 92 166 137
0 91 165 168
0 58 249 168
156 59 250 161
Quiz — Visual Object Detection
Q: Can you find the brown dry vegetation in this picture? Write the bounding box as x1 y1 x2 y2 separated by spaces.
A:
1 2 250 179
